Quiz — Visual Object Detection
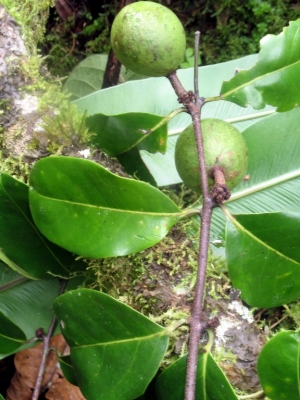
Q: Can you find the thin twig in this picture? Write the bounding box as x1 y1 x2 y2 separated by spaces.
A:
31 279 68 400
167 70 214 400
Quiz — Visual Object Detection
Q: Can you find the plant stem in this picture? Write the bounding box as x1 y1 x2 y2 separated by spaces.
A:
31 279 67 400
167 71 215 400
185 198 213 400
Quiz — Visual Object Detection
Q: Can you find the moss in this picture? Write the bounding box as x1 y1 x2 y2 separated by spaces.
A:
1 0 54 52
283 302 300 329
84 218 232 367
0 153 30 182
213 346 237 365
86 220 202 307
33 102 91 154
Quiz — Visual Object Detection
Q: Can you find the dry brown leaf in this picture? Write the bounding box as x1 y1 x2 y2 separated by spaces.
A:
6 333 86 400
45 368 86 400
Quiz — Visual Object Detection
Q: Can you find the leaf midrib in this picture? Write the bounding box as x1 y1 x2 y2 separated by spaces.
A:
32 192 183 217
71 330 168 349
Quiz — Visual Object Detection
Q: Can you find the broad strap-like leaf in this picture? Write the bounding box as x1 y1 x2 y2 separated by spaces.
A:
29 156 182 258
63 54 112 101
53 289 169 400
0 174 79 279
220 19 300 111
74 54 258 117
225 210 300 308
63 54 145 101
156 331 238 400
257 330 300 400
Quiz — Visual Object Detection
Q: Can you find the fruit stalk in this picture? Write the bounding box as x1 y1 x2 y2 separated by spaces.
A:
167 71 214 400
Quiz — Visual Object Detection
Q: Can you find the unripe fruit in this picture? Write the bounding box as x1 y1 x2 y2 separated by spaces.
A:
175 119 248 194
110 1 186 77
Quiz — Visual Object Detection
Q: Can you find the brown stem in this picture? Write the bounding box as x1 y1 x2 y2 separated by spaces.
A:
167 71 214 400
102 0 135 89
210 166 226 185
31 280 67 400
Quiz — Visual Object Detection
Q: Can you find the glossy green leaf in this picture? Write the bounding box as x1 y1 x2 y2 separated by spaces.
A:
29 156 182 258
0 310 26 353
257 330 300 399
226 211 300 307
221 20 300 111
0 173 79 279
156 331 238 400
86 112 168 156
53 289 169 400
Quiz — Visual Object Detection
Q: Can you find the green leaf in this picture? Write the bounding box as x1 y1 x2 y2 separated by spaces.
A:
220 20 300 111
63 54 109 100
257 330 300 399
53 289 169 400
29 156 182 258
86 112 168 156
0 173 78 279
74 55 259 119
63 54 146 101
0 310 26 353
225 210 300 308
156 331 238 400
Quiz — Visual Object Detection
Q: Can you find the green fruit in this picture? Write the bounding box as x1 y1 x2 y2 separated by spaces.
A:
110 1 186 77
175 119 248 194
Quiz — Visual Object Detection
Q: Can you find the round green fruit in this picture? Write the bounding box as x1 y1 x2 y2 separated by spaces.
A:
110 1 186 77
175 119 248 194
